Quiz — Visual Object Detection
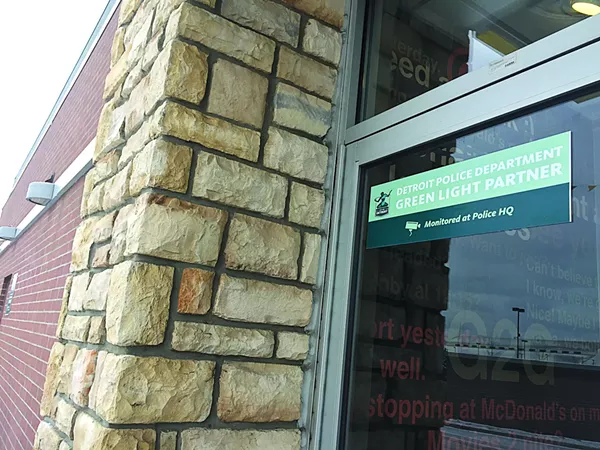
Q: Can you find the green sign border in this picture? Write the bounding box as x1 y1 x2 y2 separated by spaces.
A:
369 132 572 223
367 132 572 248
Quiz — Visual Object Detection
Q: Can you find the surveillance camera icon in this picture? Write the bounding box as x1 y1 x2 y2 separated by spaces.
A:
405 221 421 236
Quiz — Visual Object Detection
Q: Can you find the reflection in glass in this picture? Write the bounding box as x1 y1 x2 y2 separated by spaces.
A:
343 89 600 450
360 0 591 120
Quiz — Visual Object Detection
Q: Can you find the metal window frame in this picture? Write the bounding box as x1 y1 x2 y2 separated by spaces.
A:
345 12 600 145
310 2 600 446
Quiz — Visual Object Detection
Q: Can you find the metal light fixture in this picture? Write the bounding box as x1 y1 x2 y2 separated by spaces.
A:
0 227 19 241
26 182 58 206
571 0 600 15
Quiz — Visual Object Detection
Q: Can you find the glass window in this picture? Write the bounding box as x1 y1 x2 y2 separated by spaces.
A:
343 88 600 449
0 274 13 322
359 0 594 120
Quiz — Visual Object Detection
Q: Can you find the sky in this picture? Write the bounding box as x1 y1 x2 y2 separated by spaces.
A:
0 0 111 210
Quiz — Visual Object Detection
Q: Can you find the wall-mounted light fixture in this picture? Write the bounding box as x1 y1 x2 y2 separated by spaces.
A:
26 182 58 206
0 227 19 241
571 0 600 15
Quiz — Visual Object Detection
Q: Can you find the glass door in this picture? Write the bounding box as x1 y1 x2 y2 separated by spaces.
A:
345 1 600 142
359 0 592 121
314 35 600 450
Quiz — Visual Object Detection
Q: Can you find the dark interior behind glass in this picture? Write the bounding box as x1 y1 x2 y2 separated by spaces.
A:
359 0 591 121
343 89 600 449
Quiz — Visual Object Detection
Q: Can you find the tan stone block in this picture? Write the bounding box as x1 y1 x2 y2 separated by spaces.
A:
53 398 77 438
264 127 328 184
193 153 287 217
278 47 337 99
126 193 227 265
181 429 301 450
109 204 135 265
301 232 321 284
81 169 97 217
95 150 120 181
124 76 148 136
280 0 344 28
141 32 162 72
93 353 215 424
273 83 331 137
71 217 99 271
106 261 174 346
33 421 62 450
153 0 215 37
144 39 209 112
104 48 131 100
94 101 115 153
207 59 268 128
57 344 79 395
124 11 153 66
118 0 142 25
101 164 132 211
218 362 302 422
303 19 342 66
222 0 300 46
95 101 126 162
166 3 275 72
92 244 111 269
111 27 126 67
119 120 155 168
68 273 90 312
61 315 91 343
153 0 182 34
93 212 117 243
178 268 213 315
277 332 309 360
125 0 154 41
84 270 111 311
289 182 325 228
56 277 72 338
73 413 156 450
161 432 177 450
130 139 192 195
86 166 101 187
48 394 60 421
214 275 312 326
88 316 106 345
122 59 144 98
101 104 126 159
172 322 274 357
86 182 105 215
155 102 260 161
88 351 107 410
225 215 300 279
40 343 65 416
70 348 98 407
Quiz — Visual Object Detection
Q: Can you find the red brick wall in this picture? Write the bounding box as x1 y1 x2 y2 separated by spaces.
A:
0 178 84 449
0 11 118 228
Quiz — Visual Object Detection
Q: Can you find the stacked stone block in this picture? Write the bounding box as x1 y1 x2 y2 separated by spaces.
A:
33 0 343 448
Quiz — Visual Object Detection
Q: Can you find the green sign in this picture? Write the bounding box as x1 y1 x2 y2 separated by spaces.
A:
367 132 572 248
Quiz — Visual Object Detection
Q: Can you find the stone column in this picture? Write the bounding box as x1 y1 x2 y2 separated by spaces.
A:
33 0 344 449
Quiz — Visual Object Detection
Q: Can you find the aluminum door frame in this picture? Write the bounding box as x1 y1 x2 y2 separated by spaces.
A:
345 11 600 143
311 36 600 450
